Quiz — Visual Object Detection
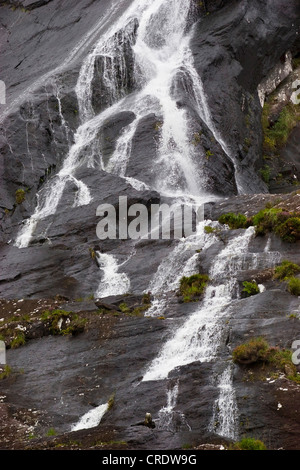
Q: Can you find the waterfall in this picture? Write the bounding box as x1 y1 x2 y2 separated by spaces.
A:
14 0 232 247
96 252 131 298
210 365 238 440
142 227 257 382
145 220 219 317
9 0 279 443
71 403 108 432
157 381 191 432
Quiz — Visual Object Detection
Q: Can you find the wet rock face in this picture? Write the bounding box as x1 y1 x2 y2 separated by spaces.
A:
91 18 139 115
190 0 300 194
0 0 300 451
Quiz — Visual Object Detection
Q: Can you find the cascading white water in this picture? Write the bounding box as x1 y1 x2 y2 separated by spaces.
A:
15 0 233 247
71 403 108 432
145 220 218 317
142 225 282 382
141 224 282 437
142 227 255 382
157 381 191 432
210 365 238 440
96 252 131 298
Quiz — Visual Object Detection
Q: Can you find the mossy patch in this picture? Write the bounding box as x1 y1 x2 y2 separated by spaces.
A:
230 438 267 450
232 337 299 383
178 274 210 303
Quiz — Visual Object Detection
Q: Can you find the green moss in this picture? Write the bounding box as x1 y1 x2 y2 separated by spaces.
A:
119 303 131 314
107 393 115 411
0 365 12 380
118 301 150 317
274 260 300 281
275 217 300 243
232 337 269 365
179 274 210 302
242 281 260 297
192 132 202 146
15 188 26 204
205 150 214 159
259 165 271 184
292 57 300 69
233 338 298 381
41 309 86 336
251 208 300 242
218 213 249 230
288 277 300 296
204 225 216 234
232 438 267 450
262 101 300 152
11 331 26 349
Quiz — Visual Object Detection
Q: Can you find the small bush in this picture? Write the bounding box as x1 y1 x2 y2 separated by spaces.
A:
179 274 210 302
288 277 300 296
233 438 267 450
262 102 300 151
233 338 298 380
252 208 285 236
252 208 300 242
275 217 300 243
218 213 249 230
232 337 269 364
274 260 300 281
242 281 260 297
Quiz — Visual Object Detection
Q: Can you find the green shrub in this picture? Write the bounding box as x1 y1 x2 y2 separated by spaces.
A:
274 260 300 281
218 213 248 230
232 337 269 364
233 338 298 380
267 348 296 375
275 217 300 243
262 102 300 151
242 281 260 297
288 277 300 296
251 208 300 242
179 274 210 302
252 208 285 236
233 438 267 450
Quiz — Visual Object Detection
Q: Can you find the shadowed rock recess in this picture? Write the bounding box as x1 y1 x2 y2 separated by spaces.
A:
0 0 300 451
